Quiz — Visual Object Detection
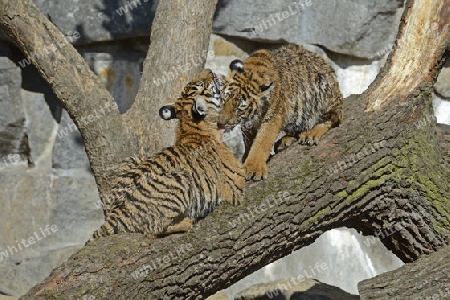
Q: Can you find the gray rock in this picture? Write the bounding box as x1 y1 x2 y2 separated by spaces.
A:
435 59 450 98
223 228 403 297
32 0 158 45
78 44 145 113
52 110 91 170
235 278 359 300
21 90 58 169
213 0 404 59
3 0 402 59
432 94 450 125
0 55 28 163
0 169 103 297
0 296 17 300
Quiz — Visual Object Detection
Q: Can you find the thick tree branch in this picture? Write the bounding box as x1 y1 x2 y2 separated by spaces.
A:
366 0 450 111
359 245 450 299
23 88 450 299
124 0 217 157
0 0 118 120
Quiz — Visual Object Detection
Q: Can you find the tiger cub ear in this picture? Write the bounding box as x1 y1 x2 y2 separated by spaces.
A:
192 97 209 117
159 104 176 120
229 59 245 73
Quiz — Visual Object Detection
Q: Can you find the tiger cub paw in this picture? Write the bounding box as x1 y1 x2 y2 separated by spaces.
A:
299 131 320 145
165 217 193 235
299 123 331 145
276 136 297 152
243 159 268 181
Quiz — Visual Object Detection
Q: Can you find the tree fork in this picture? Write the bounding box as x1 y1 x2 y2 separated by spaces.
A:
0 0 217 198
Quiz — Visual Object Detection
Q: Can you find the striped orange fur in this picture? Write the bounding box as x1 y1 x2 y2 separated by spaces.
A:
219 44 343 180
93 70 244 238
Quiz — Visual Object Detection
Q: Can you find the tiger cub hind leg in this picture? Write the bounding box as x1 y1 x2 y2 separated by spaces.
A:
275 135 297 152
299 107 342 145
299 121 333 145
277 121 335 150
161 217 194 236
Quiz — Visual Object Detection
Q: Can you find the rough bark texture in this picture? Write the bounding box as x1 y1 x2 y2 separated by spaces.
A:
0 0 446 298
359 245 450 299
0 0 217 198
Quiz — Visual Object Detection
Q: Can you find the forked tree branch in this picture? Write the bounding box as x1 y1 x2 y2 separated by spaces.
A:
0 0 217 198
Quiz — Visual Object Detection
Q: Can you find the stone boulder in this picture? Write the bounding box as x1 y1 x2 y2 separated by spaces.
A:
435 59 450 98
52 110 91 170
0 169 103 296
213 0 404 59
0 50 103 298
0 55 28 163
2 0 403 59
32 0 158 44
235 278 359 300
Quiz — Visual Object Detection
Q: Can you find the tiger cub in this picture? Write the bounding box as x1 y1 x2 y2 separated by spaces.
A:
93 69 244 238
219 44 343 180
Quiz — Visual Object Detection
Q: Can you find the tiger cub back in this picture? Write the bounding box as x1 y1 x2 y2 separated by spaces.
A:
219 44 343 180
93 69 244 238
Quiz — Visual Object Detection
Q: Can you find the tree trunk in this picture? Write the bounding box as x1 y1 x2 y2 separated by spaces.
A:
0 0 216 198
3 0 450 299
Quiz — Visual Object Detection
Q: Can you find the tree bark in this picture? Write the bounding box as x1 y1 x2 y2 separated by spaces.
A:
3 0 450 299
0 0 216 198
359 245 450 299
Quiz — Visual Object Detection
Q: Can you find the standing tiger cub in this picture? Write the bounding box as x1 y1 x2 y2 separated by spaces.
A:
219 44 343 180
93 69 244 238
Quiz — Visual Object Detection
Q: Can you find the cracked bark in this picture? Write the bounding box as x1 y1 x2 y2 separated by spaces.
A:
0 0 449 299
359 245 450 299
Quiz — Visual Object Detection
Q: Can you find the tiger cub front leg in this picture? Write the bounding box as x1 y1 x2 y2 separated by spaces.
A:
244 117 283 180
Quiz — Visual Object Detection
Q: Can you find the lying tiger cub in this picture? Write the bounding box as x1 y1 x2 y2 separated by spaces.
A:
93 70 244 238
219 44 343 180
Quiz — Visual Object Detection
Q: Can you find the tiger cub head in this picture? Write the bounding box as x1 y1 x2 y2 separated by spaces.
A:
159 69 223 124
219 59 274 130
